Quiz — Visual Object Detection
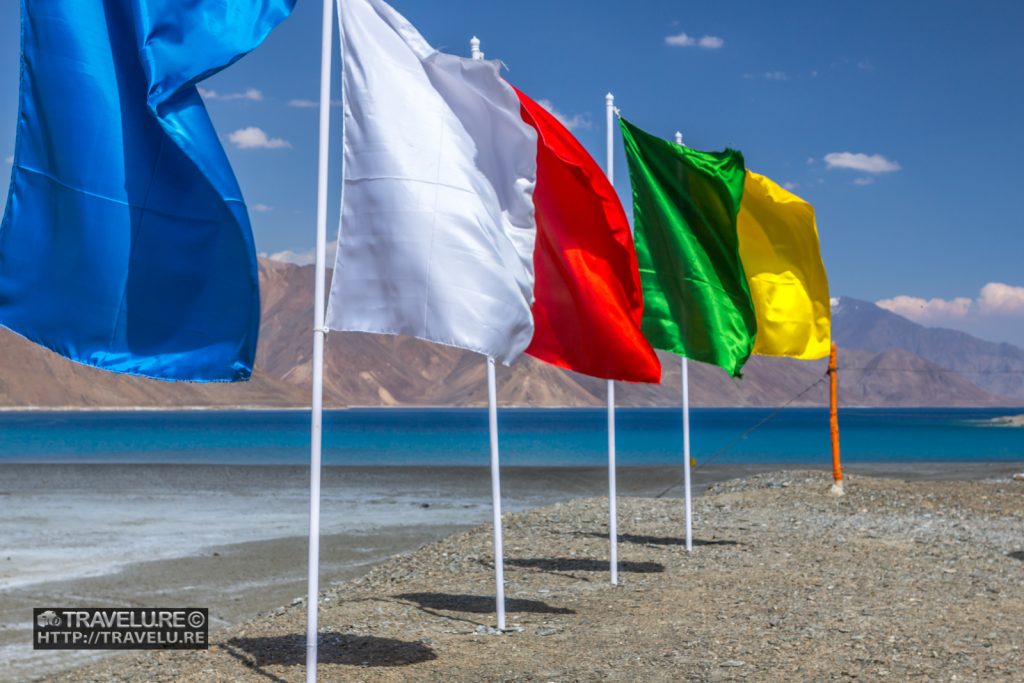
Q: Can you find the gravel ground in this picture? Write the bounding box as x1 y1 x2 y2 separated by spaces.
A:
45 470 1024 682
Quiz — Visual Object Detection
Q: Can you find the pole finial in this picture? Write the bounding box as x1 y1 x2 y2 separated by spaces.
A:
605 92 615 105
675 131 684 145
470 36 483 60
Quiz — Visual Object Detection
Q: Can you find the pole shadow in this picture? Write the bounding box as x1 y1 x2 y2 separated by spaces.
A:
221 632 436 681
1010 551 1024 562
396 592 574 615
579 531 740 547
506 558 664 573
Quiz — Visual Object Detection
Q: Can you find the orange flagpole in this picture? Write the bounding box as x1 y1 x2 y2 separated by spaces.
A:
828 342 844 495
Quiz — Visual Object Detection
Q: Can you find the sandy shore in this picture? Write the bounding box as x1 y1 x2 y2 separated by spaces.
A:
3 526 466 681
38 468 1024 682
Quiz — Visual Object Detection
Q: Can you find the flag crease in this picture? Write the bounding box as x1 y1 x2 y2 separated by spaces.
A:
517 90 660 383
0 0 294 382
619 117 831 376
329 0 538 366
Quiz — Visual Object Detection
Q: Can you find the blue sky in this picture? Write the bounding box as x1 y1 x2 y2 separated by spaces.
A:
1 1 1022 346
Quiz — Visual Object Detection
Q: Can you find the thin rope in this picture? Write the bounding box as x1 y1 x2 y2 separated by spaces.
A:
647 358 1020 500
653 374 829 499
838 367 1024 375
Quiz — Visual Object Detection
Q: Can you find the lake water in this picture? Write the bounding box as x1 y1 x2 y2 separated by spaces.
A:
0 407 1020 466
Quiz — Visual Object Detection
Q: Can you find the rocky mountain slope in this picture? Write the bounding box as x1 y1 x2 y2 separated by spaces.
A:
832 297 1024 400
0 260 1017 408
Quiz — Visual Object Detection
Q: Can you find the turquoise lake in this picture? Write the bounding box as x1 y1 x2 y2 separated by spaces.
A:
0 407 1020 466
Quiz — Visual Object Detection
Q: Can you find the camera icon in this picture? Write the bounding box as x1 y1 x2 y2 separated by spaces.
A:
37 610 61 628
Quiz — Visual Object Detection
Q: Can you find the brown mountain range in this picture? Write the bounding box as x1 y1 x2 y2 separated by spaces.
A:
0 259 1017 409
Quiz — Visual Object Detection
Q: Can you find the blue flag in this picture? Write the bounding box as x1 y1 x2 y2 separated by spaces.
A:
0 0 295 382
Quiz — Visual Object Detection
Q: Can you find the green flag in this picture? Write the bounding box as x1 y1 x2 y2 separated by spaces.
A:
619 117 757 377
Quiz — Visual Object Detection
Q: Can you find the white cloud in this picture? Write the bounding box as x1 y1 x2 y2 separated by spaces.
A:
288 98 343 109
824 152 901 174
665 32 724 49
199 87 263 102
877 295 973 321
977 283 1024 316
878 283 1024 323
852 177 875 186
782 181 799 190
536 99 591 131
251 204 273 213
228 127 292 150
267 241 338 267
744 70 793 82
666 32 696 47
877 285 1024 346
4 155 11 165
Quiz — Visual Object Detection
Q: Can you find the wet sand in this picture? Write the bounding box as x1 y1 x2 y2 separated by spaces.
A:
3 464 685 680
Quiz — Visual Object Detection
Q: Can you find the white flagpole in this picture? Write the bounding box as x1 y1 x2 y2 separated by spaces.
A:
306 0 334 679
487 356 507 631
605 93 618 586
471 38 505 632
681 356 693 552
674 130 693 554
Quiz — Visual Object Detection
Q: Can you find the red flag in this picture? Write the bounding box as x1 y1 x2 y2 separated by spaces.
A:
515 89 661 383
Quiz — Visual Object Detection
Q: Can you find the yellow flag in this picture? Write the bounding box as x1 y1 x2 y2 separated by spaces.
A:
737 172 831 360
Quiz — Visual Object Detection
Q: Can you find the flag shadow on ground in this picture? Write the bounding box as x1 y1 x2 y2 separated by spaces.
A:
222 632 435 679
506 558 664 574
397 592 574 615
580 531 741 547
1009 551 1024 562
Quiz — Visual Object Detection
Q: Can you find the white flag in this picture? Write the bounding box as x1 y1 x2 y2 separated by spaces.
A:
328 0 538 365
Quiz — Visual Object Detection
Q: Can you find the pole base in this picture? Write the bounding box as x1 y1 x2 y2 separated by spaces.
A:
829 480 845 496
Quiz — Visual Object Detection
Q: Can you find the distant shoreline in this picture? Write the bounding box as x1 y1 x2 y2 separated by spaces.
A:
0 405 1021 413
986 414 1024 427
0 405 314 413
